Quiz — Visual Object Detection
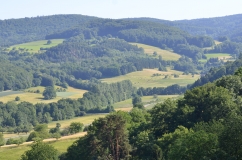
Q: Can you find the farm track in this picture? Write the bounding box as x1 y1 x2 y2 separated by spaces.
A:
1 132 87 148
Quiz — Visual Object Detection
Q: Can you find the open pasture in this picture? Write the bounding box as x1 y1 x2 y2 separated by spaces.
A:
114 95 180 111
8 39 64 53
101 68 200 88
130 43 181 60
205 53 231 59
48 114 106 129
0 86 87 104
199 53 233 63
0 138 78 160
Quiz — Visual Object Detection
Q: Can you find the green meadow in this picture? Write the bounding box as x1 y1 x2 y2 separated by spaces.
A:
0 86 87 104
48 114 106 129
114 95 180 112
8 39 64 53
205 53 231 59
101 68 200 88
0 138 78 160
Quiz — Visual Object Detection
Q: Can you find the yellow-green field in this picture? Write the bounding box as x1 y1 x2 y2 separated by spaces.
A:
214 40 222 45
0 138 78 160
0 86 87 104
114 95 180 111
2 114 104 148
8 39 64 53
101 68 200 88
130 43 181 60
48 114 106 129
3 133 29 139
205 53 231 59
203 40 222 50
199 53 232 63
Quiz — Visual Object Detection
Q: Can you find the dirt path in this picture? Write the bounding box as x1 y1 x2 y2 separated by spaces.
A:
1 132 87 148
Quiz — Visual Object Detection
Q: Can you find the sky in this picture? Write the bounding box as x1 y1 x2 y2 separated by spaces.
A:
1 0 242 20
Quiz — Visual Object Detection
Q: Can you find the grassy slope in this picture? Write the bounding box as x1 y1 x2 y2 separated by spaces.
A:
130 43 181 61
199 53 232 63
101 68 200 88
114 95 180 112
0 86 87 104
8 39 64 53
48 114 106 129
205 53 231 59
1 114 106 160
0 138 78 160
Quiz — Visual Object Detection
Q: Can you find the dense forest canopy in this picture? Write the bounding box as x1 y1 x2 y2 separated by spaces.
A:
0 14 97 46
130 14 242 43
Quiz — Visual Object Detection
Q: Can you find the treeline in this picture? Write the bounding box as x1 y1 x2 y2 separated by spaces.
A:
173 44 204 60
60 70 242 159
135 14 242 43
191 54 242 88
0 14 97 46
0 80 134 129
0 59 33 91
137 84 187 96
46 18 214 59
176 14 242 43
206 40 242 55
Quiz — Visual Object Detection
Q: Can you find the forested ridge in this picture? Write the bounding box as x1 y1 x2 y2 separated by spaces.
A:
0 14 97 46
131 14 242 43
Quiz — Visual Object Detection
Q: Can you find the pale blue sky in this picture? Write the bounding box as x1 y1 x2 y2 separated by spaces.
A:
1 0 242 20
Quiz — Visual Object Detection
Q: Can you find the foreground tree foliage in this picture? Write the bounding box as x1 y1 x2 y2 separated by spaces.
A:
61 72 242 159
65 113 131 160
21 140 58 160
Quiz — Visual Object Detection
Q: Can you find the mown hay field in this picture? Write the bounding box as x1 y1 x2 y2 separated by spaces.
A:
130 43 181 61
101 68 200 88
0 86 87 104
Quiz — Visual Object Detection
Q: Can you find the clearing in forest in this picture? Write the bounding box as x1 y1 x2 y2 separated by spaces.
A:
101 68 200 88
0 86 87 104
7 39 64 53
47 114 106 129
114 95 180 111
130 43 181 60
205 53 232 59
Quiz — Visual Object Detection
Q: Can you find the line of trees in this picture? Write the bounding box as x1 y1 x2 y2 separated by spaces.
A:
0 80 134 129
